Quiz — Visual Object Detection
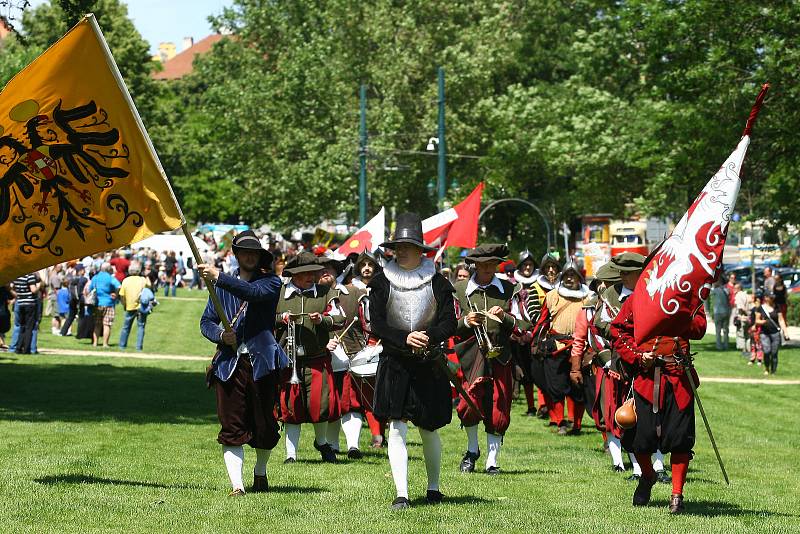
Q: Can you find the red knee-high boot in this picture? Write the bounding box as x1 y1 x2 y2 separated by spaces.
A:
671 453 690 495
524 383 535 412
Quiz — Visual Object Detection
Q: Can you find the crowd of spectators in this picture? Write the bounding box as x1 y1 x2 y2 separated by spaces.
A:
715 267 791 375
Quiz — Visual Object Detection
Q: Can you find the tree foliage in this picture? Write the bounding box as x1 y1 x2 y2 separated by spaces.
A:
2 0 799 241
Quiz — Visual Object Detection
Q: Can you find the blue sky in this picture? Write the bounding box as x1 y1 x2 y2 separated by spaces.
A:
26 0 234 54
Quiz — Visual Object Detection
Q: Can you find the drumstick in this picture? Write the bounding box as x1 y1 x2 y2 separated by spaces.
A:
336 316 359 342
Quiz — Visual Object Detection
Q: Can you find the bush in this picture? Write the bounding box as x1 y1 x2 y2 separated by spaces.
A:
787 295 800 326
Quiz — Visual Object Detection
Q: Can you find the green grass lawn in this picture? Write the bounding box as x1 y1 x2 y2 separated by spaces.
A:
4 298 800 532
36 293 210 356
1 348 799 533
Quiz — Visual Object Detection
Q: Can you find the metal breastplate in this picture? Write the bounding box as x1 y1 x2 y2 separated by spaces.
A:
386 282 436 332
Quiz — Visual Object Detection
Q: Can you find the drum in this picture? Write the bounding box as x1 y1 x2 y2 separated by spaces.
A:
331 344 350 372
349 344 382 378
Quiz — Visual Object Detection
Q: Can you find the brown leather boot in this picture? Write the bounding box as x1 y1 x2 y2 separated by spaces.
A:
669 493 684 514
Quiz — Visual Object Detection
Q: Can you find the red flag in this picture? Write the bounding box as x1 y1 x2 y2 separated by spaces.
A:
333 207 385 260
422 182 483 255
632 84 769 343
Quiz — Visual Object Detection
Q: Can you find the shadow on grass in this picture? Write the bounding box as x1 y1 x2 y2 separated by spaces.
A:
34 473 211 490
649 498 800 518
266 485 327 494
409 494 493 506
0 360 215 424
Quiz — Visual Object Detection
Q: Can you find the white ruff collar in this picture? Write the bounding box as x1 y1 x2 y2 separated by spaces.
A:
515 272 537 285
537 275 556 291
557 283 590 300
383 258 436 290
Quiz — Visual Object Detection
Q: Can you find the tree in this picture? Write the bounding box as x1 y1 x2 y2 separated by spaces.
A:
19 0 161 121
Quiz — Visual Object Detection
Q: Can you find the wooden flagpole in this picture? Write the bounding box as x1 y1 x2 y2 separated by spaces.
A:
87 13 231 331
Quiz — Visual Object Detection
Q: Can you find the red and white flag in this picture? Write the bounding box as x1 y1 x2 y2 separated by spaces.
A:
632 84 769 343
333 207 385 259
422 182 484 259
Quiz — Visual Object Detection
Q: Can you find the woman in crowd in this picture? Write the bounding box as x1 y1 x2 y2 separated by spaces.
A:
772 274 787 323
748 293 764 366
733 283 751 357
754 292 789 375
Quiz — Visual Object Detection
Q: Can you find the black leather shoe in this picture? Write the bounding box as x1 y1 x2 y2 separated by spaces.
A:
656 469 672 484
347 447 363 459
319 443 338 463
425 490 444 504
486 466 501 475
612 465 625 473
228 488 246 497
391 497 411 510
283 457 296 464
536 406 549 419
252 474 269 493
460 450 480 473
669 493 685 514
626 473 640 482
632 474 657 506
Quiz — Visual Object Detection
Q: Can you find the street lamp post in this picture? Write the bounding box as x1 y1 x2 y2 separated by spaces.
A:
358 84 367 226
437 66 446 210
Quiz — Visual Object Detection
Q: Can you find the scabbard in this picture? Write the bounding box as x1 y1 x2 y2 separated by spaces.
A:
434 356 484 420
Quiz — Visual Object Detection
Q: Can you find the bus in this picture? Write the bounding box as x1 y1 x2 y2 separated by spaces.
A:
609 220 649 257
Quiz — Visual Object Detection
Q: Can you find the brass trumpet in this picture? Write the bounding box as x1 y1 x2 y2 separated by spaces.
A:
286 313 304 385
469 301 502 359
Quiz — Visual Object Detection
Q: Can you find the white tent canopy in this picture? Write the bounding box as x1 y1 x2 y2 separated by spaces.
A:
131 233 210 262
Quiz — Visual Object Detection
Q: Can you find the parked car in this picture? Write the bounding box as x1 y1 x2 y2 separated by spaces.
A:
726 266 764 290
782 270 800 293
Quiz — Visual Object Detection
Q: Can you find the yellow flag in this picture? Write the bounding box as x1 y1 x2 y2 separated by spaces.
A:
0 14 183 283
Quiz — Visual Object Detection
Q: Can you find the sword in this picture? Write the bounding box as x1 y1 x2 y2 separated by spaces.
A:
425 344 484 420
673 337 730 485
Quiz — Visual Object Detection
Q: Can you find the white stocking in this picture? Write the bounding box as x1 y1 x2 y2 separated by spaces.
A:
486 433 502 469
222 445 244 491
387 420 409 499
313 422 328 446
465 424 480 454
326 419 341 451
629 452 642 476
254 448 271 477
653 450 665 471
608 436 624 469
285 423 301 460
419 428 442 491
341 412 363 450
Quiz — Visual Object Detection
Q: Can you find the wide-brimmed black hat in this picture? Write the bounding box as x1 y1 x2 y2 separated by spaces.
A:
380 212 435 252
518 249 537 267
465 244 509 264
610 252 645 272
284 251 324 275
316 255 346 276
232 230 273 267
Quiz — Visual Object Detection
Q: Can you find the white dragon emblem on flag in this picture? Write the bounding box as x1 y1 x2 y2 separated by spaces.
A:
644 137 749 315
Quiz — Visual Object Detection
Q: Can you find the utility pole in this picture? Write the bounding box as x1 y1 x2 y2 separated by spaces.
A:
358 84 367 226
437 67 447 210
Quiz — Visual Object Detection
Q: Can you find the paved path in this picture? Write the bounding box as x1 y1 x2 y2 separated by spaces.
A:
23 348 800 385
35 347 207 362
